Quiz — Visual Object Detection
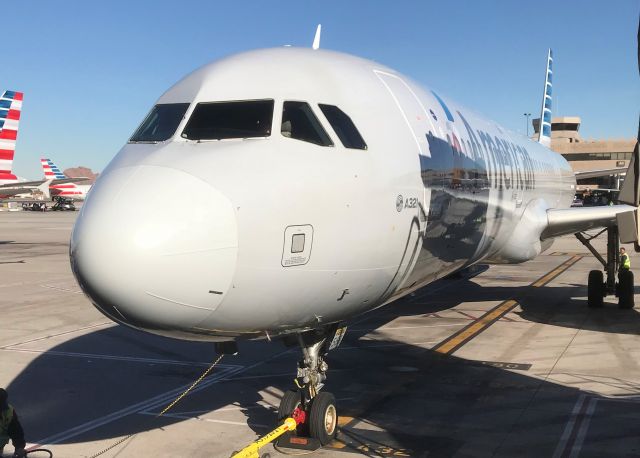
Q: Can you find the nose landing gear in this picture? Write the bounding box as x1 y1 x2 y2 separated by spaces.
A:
276 325 346 450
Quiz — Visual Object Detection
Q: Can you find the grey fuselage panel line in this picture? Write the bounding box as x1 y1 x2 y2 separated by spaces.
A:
70 47 611 342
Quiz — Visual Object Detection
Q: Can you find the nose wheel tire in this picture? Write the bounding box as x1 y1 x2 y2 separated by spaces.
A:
278 389 302 421
308 391 338 445
587 270 604 308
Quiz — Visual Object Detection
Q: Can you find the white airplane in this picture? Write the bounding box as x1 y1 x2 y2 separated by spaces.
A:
41 158 91 200
69 30 640 445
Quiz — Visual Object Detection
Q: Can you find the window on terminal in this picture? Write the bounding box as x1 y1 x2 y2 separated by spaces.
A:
182 100 274 140
130 103 190 143
281 101 333 146
318 104 367 150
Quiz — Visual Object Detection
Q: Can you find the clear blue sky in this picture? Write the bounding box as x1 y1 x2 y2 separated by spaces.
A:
3 0 638 179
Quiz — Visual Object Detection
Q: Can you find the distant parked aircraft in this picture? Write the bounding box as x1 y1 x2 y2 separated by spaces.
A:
0 90 88 199
41 158 91 200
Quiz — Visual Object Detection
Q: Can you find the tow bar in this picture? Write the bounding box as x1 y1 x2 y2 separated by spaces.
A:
231 408 309 458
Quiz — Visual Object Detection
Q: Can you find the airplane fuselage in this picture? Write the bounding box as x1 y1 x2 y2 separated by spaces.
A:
70 48 575 342
50 183 90 200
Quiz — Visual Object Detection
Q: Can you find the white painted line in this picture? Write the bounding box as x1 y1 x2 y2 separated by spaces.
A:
138 411 269 428
553 394 597 458
569 397 597 458
224 372 293 381
40 284 83 294
1 322 113 349
0 347 243 368
338 340 439 350
352 323 464 332
142 402 277 416
33 365 243 446
33 348 293 447
596 395 640 403
553 395 585 458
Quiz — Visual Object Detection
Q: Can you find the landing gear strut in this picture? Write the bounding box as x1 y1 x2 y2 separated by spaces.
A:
576 226 634 309
277 325 346 448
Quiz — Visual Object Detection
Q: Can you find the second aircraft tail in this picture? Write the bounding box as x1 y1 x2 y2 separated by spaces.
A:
0 90 23 175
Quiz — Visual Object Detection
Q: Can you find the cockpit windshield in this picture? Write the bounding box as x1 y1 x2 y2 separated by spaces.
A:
129 103 190 143
181 100 274 141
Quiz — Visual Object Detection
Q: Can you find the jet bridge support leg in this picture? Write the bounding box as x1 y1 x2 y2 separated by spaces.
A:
576 226 632 308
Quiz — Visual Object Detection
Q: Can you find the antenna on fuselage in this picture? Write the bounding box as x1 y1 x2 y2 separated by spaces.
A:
312 24 322 50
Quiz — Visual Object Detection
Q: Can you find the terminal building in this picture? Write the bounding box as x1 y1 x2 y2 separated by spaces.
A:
533 116 636 191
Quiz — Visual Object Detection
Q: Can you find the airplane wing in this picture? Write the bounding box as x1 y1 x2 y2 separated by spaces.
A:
0 177 89 188
545 138 640 242
0 187 34 197
0 180 46 188
574 167 627 180
542 204 635 239
50 177 90 185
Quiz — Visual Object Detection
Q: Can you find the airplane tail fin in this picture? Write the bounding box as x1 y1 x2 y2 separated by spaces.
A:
0 90 24 174
312 24 321 50
37 179 52 199
537 49 553 147
41 158 67 180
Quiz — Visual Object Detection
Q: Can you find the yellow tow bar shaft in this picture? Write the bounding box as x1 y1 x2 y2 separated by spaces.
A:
231 417 297 458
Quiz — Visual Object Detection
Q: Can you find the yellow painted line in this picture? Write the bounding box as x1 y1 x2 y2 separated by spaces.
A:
433 255 583 355
531 255 582 287
434 299 518 355
329 439 347 449
327 416 354 450
330 255 584 446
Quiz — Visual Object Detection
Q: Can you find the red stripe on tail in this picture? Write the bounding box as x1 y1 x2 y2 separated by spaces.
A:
6 109 21 120
0 149 14 161
0 129 17 140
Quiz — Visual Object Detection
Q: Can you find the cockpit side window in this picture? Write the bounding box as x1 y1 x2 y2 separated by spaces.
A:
130 103 190 143
182 100 273 141
281 101 333 147
318 104 367 150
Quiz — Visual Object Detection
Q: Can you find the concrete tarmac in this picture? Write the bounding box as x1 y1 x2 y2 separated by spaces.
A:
1 212 640 457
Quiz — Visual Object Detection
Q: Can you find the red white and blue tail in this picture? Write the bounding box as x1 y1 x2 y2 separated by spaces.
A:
0 90 23 175
41 157 89 199
41 158 67 180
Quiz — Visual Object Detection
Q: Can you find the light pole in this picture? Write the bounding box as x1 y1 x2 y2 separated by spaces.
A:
524 113 531 137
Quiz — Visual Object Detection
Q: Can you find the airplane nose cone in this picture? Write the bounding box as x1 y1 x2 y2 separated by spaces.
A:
71 166 238 335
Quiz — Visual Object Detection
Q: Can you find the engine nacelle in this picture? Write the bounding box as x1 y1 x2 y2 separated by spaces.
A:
487 199 552 264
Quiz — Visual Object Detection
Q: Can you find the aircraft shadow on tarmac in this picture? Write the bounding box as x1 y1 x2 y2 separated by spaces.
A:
414 276 640 336
7 275 640 456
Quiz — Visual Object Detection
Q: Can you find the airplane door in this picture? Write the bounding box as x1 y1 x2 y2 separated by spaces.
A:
374 70 434 158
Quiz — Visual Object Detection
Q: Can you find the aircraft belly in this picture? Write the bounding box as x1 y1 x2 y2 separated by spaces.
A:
199 266 397 334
